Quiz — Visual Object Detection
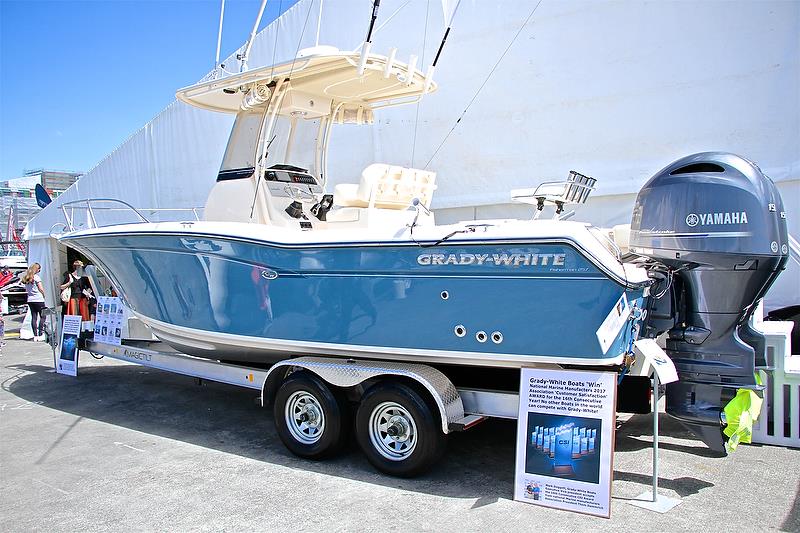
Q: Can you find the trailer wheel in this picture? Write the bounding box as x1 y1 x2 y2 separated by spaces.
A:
355 381 446 477
273 371 349 460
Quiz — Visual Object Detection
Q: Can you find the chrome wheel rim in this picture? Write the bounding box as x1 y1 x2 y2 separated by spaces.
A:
369 401 418 461
285 390 325 445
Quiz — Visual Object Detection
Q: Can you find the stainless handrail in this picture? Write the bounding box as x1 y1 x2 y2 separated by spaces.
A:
59 198 203 232
60 199 149 231
138 207 204 222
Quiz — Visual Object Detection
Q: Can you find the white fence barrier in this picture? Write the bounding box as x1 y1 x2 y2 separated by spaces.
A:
752 319 799 448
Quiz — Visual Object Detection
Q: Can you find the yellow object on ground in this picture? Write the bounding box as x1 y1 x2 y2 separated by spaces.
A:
723 389 764 453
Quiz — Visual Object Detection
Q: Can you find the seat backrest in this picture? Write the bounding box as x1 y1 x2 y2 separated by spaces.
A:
356 163 437 210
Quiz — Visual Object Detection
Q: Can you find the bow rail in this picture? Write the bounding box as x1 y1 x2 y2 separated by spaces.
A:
59 198 203 232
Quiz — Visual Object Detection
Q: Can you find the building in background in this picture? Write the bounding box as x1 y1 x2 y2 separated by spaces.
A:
2 168 83 193
0 168 83 258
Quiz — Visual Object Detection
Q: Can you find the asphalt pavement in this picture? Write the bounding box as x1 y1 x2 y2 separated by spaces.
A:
0 329 798 532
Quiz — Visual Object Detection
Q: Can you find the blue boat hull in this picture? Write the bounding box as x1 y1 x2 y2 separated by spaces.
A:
63 231 644 367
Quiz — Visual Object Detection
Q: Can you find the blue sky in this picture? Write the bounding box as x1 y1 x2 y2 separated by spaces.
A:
0 0 298 181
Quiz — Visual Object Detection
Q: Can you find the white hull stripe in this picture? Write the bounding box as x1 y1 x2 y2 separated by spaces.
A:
136 314 624 369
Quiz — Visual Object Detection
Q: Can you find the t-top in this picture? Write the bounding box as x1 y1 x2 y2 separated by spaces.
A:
25 274 45 303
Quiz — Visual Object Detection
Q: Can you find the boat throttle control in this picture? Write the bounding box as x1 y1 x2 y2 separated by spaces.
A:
630 152 789 453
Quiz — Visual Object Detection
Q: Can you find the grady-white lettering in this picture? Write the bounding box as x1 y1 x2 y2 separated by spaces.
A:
686 211 748 227
417 253 566 267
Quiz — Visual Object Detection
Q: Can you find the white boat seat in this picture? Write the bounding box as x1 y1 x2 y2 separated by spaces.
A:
333 163 437 210
611 224 631 254
325 206 362 223
595 224 631 256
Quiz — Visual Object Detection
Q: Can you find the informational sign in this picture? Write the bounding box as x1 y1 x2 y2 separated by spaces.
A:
94 296 124 345
514 368 617 518
633 339 679 384
596 294 631 353
56 314 82 377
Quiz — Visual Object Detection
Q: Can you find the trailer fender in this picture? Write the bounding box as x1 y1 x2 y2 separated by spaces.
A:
261 357 464 434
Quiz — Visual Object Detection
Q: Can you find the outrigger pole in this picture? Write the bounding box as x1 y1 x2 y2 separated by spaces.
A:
425 0 462 91
357 0 382 75
240 0 269 72
315 0 324 47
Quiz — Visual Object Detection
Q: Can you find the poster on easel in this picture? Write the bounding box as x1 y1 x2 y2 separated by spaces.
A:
514 368 617 518
94 296 124 346
111 299 124 344
56 314 82 377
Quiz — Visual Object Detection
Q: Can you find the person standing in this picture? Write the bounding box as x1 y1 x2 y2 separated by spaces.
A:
22 262 47 341
60 260 92 321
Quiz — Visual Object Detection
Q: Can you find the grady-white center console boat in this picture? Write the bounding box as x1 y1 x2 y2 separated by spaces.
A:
56 43 788 473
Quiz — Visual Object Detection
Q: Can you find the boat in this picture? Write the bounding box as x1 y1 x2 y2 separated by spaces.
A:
58 47 651 367
54 36 788 453
0 251 27 271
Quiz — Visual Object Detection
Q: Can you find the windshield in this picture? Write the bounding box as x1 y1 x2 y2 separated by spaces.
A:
217 110 263 181
263 116 321 175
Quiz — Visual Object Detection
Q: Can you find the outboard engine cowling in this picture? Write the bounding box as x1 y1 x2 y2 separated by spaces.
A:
630 152 789 452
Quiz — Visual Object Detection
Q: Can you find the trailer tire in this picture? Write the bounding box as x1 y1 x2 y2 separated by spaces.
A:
273 371 349 460
355 381 446 477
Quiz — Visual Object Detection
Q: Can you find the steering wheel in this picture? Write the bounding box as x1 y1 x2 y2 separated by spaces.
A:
283 184 318 204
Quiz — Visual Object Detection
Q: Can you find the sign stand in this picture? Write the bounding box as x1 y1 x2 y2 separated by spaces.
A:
514 368 617 517
627 371 682 513
55 314 81 376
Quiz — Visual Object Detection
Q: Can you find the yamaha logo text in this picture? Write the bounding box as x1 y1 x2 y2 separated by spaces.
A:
686 211 748 227
417 253 566 267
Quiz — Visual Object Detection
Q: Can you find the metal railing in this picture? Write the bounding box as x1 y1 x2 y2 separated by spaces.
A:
59 198 203 232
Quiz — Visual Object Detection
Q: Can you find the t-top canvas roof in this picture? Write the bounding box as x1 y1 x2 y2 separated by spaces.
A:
176 48 437 115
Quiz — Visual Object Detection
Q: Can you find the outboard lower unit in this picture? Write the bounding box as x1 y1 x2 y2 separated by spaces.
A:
630 152 789 452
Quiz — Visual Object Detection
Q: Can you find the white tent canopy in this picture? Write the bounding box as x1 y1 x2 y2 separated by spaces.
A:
24 0 799 310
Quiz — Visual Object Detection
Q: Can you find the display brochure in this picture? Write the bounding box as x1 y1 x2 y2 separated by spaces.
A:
94 296 124 345
514 368 617 518
633 339 679 385
56 314 82 377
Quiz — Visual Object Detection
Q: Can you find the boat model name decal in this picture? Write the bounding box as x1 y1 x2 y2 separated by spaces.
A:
417 253 566 267
685 211 748 227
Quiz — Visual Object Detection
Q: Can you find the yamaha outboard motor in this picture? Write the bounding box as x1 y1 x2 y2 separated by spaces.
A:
630 152 789 452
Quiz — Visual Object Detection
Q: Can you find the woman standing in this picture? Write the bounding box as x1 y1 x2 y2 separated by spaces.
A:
60 260 92 321
22 262 47 341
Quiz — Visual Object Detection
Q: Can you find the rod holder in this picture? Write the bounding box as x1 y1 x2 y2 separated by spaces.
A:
383 48 397 78
405 55 418 86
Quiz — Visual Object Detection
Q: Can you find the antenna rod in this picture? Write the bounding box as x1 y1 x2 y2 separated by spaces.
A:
214 0 226 70
357 0 381 75
240 0 269 72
